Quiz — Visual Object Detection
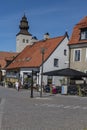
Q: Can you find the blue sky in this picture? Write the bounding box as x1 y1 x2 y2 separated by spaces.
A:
0 0 87 52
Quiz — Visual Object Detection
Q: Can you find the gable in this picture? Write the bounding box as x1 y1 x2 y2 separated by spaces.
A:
43 36 69 72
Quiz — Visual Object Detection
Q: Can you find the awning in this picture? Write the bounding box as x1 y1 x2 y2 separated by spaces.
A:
43 68 87 77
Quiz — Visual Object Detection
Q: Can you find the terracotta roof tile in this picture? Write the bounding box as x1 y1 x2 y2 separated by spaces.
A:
7 35 66 69
69 16 87 45
0 51 18 68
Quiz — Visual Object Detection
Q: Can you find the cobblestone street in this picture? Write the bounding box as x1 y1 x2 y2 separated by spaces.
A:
0 86 87 130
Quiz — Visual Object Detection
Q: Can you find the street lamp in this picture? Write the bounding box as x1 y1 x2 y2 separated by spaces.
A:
30 70 33 98
30 70 39 98
40 48 45 97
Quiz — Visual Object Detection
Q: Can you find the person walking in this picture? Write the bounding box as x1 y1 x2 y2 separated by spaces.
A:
15 80 19 91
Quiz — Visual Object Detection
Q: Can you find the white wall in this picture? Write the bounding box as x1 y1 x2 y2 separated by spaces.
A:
43 37 69 72
42 36 69 86
16 34 32 53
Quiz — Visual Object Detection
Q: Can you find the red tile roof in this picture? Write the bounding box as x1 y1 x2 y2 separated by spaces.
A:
7 35 67 69
0 51 18 68
69 16 87 45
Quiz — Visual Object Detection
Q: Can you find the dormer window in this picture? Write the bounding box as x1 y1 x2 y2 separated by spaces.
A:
81 28 87 40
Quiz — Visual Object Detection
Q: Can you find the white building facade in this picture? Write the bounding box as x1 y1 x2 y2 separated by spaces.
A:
41 36 69 86
18 35 69 87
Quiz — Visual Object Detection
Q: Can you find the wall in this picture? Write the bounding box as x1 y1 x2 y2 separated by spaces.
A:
42 36 69 86
16 34 32 52
70 46 87 72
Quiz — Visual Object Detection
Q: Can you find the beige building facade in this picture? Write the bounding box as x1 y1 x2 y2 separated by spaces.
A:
69 16 87 74
69 44 87 73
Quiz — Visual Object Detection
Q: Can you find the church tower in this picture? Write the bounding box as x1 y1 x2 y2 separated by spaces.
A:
16 15 37 52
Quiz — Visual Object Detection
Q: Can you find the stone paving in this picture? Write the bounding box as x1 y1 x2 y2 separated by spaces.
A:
0 86 87 130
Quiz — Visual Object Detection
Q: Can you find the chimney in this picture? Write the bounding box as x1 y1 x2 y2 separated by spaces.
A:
44 32 50 40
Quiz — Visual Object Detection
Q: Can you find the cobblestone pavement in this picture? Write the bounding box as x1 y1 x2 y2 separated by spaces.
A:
0 86 87 130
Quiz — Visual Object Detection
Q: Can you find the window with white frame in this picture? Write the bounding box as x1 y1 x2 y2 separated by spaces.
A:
54 58 59 67
74 49 81 61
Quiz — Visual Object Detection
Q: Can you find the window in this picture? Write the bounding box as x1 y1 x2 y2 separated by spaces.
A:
54 58 59 67
64 49 67 56
47 76 52 84
74 49 81 61
81 28 87 40
23 39 25 43
26 39 28 43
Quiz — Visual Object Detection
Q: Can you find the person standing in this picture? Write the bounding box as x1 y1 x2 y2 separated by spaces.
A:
15 80 19 91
